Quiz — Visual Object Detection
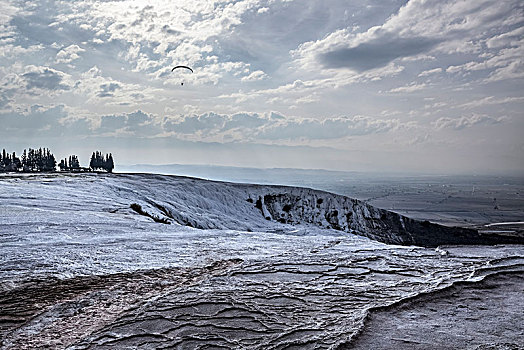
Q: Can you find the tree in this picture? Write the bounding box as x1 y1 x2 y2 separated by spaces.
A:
106 153 114 173
43 149 56 172
0 149 22 171
70 155 80 169
89 151 114 172
11 152 21 171
89 152 96 170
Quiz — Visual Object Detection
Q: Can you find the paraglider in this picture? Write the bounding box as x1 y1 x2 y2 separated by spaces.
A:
171 65 193 85
171 65 193 73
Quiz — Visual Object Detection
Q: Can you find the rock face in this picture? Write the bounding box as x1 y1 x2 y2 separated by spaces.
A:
78 173 520 248
251 189 523 247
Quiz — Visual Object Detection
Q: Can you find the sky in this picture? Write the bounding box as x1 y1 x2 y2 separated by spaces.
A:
1 0 523 175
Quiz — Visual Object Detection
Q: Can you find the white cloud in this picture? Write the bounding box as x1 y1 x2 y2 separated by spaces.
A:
446 43 524 81
433 114 507 130
22 66 71 91
220 62 405 106
76 66 162 105
459 96 524 109
388 83 427 93
161 111 405 143
241 70 267 82
292 0 522 75
486 26 524 49
418 67 442 77
0 66 73 103
486 59 524 82
0 2 21 25
52 0 283 83
56 44 85 64
257 115 402 140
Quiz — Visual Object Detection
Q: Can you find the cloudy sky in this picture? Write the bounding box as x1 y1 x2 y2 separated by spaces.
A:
1 0 523 174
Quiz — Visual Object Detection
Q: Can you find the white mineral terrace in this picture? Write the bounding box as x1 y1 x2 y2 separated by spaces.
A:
0 173 522 349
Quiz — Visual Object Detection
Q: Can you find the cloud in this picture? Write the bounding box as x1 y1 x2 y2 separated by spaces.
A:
0 104 163 139
241 70 267 82
486 26 524 49
97 110 161 136
1 0 523 175
163 112 227 135
459 96 524 109
320 35 440 72
446 44 524 81
218 78 319 104
76 66 161 104
21 65 71 92
388 83 427 93
49 0 282 83
0 66 71 106
433 114 507 130
223 112 270 129
0 2 21 25
257 115 401 140
161 112 402 142
0 104 70 137
97 82 121 98
486 59 524 82
418 67 442 77
293 0 523 73
55 44 85 64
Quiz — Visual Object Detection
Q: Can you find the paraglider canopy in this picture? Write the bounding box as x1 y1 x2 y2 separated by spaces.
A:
171 65 193 73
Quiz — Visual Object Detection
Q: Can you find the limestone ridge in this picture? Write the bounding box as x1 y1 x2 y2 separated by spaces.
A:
108 173 522 247
7 173 517 247
249 189 522 247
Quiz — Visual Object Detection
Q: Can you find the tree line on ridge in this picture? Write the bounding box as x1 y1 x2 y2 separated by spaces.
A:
0 148 114 173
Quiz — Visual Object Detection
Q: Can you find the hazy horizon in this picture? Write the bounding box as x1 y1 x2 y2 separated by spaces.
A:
116 161 524 178
1 0 523 175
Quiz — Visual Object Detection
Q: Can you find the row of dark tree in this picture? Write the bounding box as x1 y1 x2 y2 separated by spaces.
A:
0 148 114 173
89 151 114 172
